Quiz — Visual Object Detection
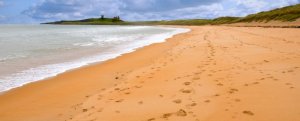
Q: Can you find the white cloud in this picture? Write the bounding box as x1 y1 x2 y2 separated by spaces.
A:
23 0 222 21
0 0 4 22
0 15 5 19
0 15 6 23
0 1 4 7
229 0 299 16
23 0 125 21
122 0 298 21
268 0 299 8
9 0 300 23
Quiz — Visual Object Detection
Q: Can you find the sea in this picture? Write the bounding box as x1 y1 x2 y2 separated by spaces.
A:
0 25 189 92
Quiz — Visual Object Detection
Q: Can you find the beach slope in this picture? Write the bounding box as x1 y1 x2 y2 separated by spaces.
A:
0 26 299 121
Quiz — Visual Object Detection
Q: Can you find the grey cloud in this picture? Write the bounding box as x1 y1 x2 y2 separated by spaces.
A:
23 0 124 20
23 0 221 21
22 0 300 22
122 0 221 12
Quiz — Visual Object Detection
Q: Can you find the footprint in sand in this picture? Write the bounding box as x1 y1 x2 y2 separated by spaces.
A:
184 82 191 86
97 108 103 112
243 110 254 116
176 109 187 117
234 99 241 102
260 78 265 80
180 89 192 93
228 88 239 94
173 99 182 104
159 94 164 98
82 109 88 112
162 113 172 119
217 83 224 86
134 85 143 88
204 100 211 103
192 77 200 80
187 102 197 107
115 99 124 103
215 94 220 97
138 101 144 104
147 118 156 121
286 83 292 85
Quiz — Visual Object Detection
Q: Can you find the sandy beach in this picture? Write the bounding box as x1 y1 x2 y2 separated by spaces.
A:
0 26 299 121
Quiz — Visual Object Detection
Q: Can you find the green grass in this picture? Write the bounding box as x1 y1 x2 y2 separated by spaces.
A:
238 4 300 22
155 19 212 25
129 17 241 25
146 4 300 25
44 17 126 25
211 17 241 24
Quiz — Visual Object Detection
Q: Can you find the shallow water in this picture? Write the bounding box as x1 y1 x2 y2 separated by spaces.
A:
0 25 189 92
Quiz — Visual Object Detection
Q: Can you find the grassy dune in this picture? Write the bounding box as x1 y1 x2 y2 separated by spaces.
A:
239 4 300 22
137 4 300 25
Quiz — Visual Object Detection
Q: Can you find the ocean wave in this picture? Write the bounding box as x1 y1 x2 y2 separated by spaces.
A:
0 54 27 62
0 26 190 92
73 42 95 47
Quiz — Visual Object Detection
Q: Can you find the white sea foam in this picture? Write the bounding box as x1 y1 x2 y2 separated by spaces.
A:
73 42 95 47
0 25 189 92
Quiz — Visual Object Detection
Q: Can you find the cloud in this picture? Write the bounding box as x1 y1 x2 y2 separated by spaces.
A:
23 0 124 20
0 15 5 20
23 0 221 21
122 0 300 21
0 0 4 7
122 0 221 12
18 0 300 23
0 15 7 24
0 0 4 22
125 3 226 21
227 0 299 16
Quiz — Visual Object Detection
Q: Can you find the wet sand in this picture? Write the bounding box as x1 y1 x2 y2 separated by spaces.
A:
0 26 299 121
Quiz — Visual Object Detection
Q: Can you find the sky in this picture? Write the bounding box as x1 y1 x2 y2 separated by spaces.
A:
0 0 299 24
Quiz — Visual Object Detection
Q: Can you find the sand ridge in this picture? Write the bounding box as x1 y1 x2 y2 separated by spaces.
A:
0 26 299 121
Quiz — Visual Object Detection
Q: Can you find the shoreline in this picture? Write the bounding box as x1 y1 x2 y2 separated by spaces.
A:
0 25 299 121
0 25 192 121
0 25 189 93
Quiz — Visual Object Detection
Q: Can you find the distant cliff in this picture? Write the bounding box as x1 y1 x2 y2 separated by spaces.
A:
43 16 128 25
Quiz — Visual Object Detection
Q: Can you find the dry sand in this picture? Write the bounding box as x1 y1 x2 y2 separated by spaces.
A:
228 19 300 28
0 26 299 121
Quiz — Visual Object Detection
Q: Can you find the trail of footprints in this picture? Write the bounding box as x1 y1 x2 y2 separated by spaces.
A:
64 29 298 121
